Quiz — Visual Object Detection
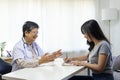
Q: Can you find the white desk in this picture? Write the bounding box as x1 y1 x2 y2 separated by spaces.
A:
3 58 85 80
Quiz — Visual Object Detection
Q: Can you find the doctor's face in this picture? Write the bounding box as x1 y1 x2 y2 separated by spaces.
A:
25 28 38 43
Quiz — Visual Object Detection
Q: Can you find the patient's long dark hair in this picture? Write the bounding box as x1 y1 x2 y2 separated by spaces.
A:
81 19 110 51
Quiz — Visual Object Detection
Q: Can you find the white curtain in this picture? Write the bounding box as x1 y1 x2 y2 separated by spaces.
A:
0 0 96 52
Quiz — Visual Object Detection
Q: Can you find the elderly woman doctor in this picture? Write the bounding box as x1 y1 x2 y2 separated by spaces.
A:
12 21 62 71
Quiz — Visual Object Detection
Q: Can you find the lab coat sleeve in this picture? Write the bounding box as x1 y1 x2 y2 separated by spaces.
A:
16 58 39 68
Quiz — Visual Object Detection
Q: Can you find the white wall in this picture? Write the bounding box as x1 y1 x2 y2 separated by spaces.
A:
110 0 120 56
99 0 120 56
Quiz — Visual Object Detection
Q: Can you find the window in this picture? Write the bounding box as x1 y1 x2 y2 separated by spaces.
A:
0 0 96 52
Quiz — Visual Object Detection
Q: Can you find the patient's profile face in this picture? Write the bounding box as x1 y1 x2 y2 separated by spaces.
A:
84 33 91 42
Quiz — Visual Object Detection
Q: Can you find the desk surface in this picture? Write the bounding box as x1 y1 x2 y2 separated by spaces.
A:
3 58 85 80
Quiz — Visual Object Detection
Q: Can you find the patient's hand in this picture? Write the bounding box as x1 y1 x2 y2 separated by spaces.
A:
63 58 72 63
71 61 85 66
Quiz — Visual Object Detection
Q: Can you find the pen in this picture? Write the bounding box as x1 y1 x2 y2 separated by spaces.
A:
66 52 68 58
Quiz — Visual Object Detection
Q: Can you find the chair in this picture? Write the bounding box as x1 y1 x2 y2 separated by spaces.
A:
0 58 12 75
112 55 120 80
0 74 2 80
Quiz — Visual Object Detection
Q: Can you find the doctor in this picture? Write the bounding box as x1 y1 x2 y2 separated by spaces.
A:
12 21 62 71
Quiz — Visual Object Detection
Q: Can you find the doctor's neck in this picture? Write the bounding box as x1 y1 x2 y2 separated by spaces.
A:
24 37 32 45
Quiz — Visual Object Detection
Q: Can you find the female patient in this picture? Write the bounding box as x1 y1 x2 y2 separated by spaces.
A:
12 21 62 71
64 19 114 80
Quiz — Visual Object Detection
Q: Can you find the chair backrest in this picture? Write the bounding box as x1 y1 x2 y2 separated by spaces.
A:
112 55 120 71
0 58 12 75
112 55 120 80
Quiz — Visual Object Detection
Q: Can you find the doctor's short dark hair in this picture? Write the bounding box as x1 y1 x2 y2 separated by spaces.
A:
22 21 39 37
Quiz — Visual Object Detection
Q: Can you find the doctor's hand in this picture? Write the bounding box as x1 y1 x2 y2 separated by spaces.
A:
52 49 62 59
39 53 55 64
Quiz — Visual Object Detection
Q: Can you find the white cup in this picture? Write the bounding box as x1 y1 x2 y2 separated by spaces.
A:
54 58 64 66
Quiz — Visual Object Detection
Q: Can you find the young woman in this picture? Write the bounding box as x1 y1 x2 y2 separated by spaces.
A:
64 19 114 80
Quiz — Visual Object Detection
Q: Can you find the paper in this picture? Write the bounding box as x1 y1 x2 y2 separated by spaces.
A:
62 62 74 66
